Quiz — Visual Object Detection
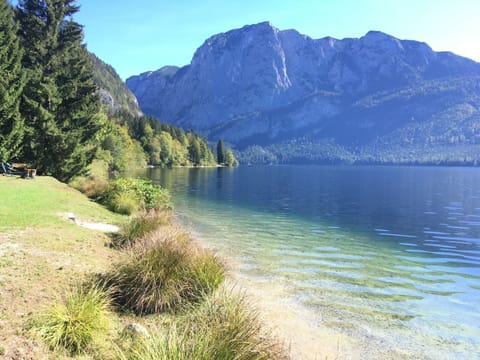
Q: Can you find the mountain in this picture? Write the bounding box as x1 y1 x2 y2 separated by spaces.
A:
127 22 480 165
91 53 142 116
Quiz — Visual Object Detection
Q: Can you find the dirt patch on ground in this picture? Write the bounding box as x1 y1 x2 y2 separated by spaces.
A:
62 212 120 233
0 228 117 359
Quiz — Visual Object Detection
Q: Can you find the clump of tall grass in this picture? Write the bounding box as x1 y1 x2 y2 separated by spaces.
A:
117 289 287 360
116 323 196 360
109 192 141 215
71 175 109 199
106 234 225 314
70 159 110 199
186 289 287 359
112 210 171 248
31 283 113 355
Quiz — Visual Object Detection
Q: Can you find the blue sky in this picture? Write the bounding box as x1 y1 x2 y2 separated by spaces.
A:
26 0 480 79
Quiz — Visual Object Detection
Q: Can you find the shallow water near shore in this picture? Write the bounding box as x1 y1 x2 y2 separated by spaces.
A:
141 165 480 359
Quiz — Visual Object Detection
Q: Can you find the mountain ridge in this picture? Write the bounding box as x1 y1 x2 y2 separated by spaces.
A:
127 22 480 165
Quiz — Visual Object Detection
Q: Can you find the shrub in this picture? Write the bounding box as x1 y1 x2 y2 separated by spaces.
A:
106 235 224 314
31 283 113 355
112 211 171 248
101 178 172 214
116 290 287 360
110 192 141 215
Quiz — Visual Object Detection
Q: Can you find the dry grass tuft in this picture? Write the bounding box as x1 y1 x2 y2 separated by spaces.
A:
112 210 172 248
116 288 288 360
106 232 225 314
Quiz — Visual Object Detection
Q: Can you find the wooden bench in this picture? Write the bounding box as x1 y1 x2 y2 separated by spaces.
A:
11 163 36 179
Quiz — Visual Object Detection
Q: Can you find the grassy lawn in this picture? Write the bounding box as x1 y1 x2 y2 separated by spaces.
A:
0 176 124 230
0 176 126 358
0 175 286 359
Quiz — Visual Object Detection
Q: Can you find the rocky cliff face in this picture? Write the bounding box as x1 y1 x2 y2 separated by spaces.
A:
127 22 480 163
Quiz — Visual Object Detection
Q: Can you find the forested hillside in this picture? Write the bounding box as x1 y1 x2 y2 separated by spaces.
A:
91 53 143 116
0 0 236 182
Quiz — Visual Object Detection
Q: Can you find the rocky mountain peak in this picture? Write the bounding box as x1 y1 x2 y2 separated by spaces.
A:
126 22 480 154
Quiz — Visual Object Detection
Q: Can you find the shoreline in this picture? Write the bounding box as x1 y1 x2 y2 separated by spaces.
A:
181 220 353 360
181 219 420 360
226 274 355 360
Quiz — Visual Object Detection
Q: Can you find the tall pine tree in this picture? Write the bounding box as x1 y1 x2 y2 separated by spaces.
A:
16 0 102 181
216 139 225 164
0 0 25 162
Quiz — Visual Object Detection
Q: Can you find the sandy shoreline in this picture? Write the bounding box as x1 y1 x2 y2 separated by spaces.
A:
226 275 357 360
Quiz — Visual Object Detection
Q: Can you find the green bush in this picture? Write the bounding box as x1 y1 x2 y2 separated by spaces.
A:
112 211 171 248
31 283 113 355
106 235 224 314
117 290 286 360
101 178 172 214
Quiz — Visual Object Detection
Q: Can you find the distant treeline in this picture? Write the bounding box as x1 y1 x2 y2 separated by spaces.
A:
237 138 480 166
0 0 236 182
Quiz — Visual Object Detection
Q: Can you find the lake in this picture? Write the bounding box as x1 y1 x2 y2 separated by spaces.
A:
141 165 480 359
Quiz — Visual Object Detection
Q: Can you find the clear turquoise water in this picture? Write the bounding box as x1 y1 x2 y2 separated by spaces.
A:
142 165 480 359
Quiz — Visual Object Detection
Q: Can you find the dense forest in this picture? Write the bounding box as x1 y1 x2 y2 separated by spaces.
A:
237 138 480 166
0 0 236 182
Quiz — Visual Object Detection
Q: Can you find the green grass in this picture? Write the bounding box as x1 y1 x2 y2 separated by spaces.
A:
185 289 286 360
0 176 126 358
0 176 125 230
106 233 225 314
31 282 113 355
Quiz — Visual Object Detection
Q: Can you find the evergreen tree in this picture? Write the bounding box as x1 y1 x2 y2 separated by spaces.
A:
0 0 25 161
224 148 238 167
16 0 102 181
188 137 201 165
216 139 225 164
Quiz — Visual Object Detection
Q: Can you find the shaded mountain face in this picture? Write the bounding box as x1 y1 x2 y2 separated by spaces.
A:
127 22 480 164
91 53 142 116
